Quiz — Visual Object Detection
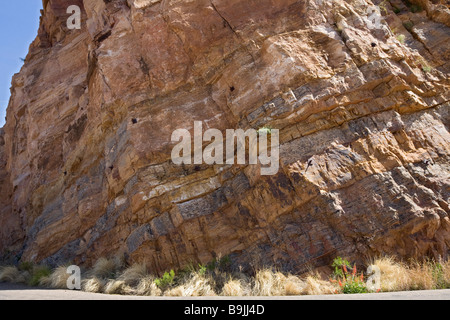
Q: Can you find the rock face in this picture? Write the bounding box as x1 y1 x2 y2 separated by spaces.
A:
0 0 449 273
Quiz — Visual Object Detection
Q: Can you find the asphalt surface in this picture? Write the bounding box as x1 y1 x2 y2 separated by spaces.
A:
0 283 449 300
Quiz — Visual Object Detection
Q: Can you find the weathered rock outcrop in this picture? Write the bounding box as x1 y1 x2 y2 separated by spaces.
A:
0 0 449 274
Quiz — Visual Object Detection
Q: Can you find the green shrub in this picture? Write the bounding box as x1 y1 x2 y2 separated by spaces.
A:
257 127 272 136
18 262 34 273
340 273 369 294
331 257 369 294
29 266 52 287
154 270 175 290
422 64 432 73
397 34 406 44
177 263 208 282
198 264 207 276
378 0 389 14
332 257 352 279
207 256 231 272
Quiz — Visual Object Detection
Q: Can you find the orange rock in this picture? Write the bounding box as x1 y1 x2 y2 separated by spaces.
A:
0 0 449 273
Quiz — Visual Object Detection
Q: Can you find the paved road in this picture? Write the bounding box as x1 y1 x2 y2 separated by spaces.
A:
0 283 449 300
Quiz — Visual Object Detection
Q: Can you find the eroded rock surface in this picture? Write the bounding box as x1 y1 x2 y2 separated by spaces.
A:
0 0 449 273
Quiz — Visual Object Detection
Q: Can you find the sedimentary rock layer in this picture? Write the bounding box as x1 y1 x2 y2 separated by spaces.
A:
0 0 449 274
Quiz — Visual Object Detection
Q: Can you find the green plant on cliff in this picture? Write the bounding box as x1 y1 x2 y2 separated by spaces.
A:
422 64 432 73
397 34 406 44
257 126 272 136
378 0 389 14
417 57 432 73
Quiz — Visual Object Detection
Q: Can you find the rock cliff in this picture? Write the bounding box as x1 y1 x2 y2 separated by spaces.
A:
0 0 449 274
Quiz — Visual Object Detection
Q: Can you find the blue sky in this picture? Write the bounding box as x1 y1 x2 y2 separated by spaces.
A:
0 1 43 127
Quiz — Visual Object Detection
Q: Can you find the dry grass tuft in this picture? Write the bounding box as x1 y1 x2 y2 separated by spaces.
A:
0 267 20 283
371 256 450 291
221 278 249 296
407 261 435 291
104 280 129 295
0 266 29 284
165 273 216 297
135 276 161 296
117 263 147 287
82 277 105 293
372 257 411 292
301 274 335 296
104 280 135 295
252 269 288 296
39 266 71 289
443 260 450 284
250 270 315 296
102 263 149 295
88 258 118 279
284 276 305 296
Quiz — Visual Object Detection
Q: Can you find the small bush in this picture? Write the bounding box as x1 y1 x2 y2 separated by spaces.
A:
378 0 389 14
29 266 52 287
252 269 288 296
222 279 249 296
422 65 432 73
397 34 406 44
154 270 176 290
135 276 161 296
82 277 105 293
371 257 410 292
88 258 118 279
18 262 34 273
257 127 272 136
301 274 335 296
331 257 369 294
339 275 369 294
207 256 231 272
332 257 352 279
104 280 129 295
178 263 207 280
0 266 28 283
117 263 147 287
165 273 216 297
39 266 71 289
